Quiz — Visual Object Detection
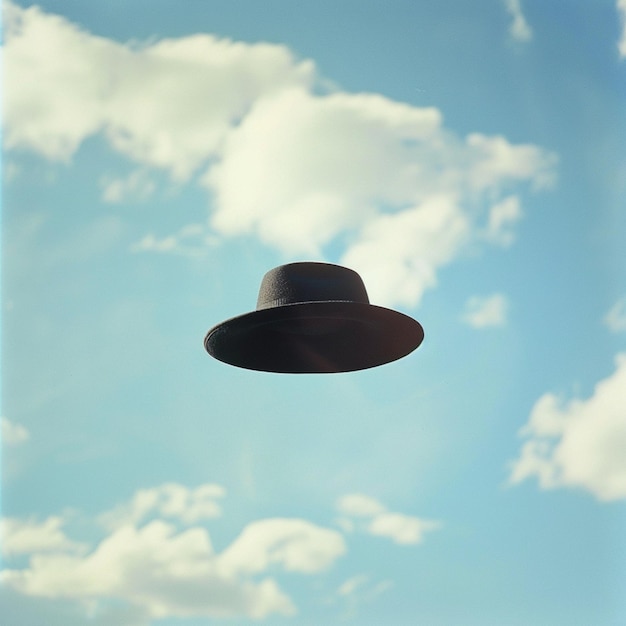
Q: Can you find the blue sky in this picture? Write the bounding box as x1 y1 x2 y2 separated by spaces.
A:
1 1 626 624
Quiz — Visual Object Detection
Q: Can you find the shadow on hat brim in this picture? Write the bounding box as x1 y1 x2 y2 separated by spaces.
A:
204 301 424 373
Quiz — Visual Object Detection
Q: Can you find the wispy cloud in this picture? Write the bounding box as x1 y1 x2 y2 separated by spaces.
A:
338 574 370 597
483 196 523 247
504 0 533 43
461 293 508 328
4 1 556 309
335 574 393 620
100 169 156 204
604 296 626 332
130 224 217 257
618 0 626 58
335 493 387 518
1 417 30 446
509 353 626 501
98 482 226 529
336 493 440 545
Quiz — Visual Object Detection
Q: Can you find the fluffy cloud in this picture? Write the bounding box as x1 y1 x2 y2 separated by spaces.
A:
1 517 85 556
206 88 443 255
98 482 226 529
509 354 626 501
208 87 554 306
3 0 314 177
504 0 533 43
461 293 508 328
618 0 626 58
604 296 626 332
3 1 557 309
341 195 470 307
2 521 294 620
219 518 346 575
1 416 30 445
2 485 346 621
336 494 440 545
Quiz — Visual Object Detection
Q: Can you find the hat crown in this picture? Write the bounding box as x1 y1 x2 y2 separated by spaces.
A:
256 262 370 311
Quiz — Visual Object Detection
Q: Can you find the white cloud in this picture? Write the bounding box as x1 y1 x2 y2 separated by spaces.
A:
604 296 626 332
335 574 392 619
484 195 523 246
461 293 508 328
206 88 443 256
208 87 554 307
1 517 85 556
2 521 295 620
504 0 533 43
130 223 217 258
3 1 110 161
3 1 315 177
618 0 626 59
337 574 369 597
219 518 346 576
2 485 346 621
1 416 30 445
336 494 387 518
99 482 226 529
3 1 557 309
341 195 470 307
100 169 156 203
367 512 440 545
509 354 626 501
336 493 440 545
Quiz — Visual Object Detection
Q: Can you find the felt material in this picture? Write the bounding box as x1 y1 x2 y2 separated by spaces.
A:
204 262 424 373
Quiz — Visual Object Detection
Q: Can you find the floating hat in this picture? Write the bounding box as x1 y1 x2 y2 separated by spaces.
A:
204 262 424 373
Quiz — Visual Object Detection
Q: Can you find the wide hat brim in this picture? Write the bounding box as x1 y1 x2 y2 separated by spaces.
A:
204 301 424 373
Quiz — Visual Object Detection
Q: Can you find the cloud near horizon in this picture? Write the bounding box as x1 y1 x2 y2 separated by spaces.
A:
1 485 441 621
509 354 626 501
3 0 557 308
1 483 346 621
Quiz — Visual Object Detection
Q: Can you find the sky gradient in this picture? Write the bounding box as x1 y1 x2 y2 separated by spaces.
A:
2 1 626 625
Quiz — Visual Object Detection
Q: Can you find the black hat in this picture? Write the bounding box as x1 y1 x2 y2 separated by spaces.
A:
204 262 424 373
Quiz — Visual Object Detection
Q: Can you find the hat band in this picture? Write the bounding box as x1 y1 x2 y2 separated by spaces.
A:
257 297 358 311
